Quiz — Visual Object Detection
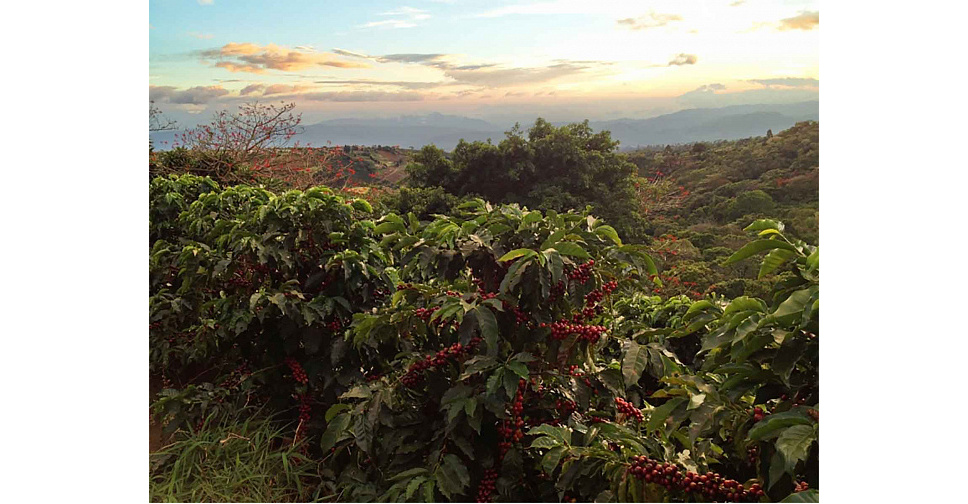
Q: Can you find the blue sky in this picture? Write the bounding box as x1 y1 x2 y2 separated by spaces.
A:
149 0 819 124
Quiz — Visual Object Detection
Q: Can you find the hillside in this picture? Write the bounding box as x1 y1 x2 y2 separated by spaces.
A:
149 102 818 152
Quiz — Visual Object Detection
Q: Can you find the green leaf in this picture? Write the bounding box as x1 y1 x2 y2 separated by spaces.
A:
542 446 567 474
340 384 372 399
687 393 706 411
460 356 498 380
319 413 350 452
552 242 590 259
724 239 799 265
621 340 649 388
758 248 798 278
476 307 500 356
806 249 819 271
529 436 560 449
526 424 571 445
594 225 622 246
723 297 767 318
747 411 813 441
506 361 529 379
351 199 373 213
390 468 430 481
434 454 469 498
405 477 426 500
498 248 537 263
646 397 687 432
779 489 819 502
324 404 350 422
374 221 406 234
775 424 817 474
744 219 784 233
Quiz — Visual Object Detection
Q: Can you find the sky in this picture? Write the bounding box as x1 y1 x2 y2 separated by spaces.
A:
149 0 819 125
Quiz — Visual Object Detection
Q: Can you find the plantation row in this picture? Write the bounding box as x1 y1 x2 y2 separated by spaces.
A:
149 174 818 502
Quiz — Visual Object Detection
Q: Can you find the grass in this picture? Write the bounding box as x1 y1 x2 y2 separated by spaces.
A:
149 409 322 503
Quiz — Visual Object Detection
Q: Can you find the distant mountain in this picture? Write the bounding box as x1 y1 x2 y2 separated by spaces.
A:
149 102 818 151
587 101 819 149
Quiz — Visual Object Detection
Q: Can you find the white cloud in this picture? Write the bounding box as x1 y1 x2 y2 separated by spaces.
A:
198 0 214 5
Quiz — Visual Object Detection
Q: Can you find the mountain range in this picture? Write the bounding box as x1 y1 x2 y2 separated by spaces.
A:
150 101 818 151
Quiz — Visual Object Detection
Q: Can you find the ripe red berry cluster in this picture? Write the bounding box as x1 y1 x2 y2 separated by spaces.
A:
285 357 308 384
540 322 607 344
445 290 460 297
549 281 565 302
567 260 595 283
219 363 250 389
365 373 382 382
626 456 766 501
794 481 809 493
297 394 311 427
747 445 759 465
401 338 481 387
475 468 499 503
615 397 644 422
752 406 768 422
498 379 529 459
480 292 498 301
414 305 440 322
555 399 577 416
396 283 415 291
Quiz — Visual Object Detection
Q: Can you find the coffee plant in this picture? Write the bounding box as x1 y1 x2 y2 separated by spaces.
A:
150 175 818 502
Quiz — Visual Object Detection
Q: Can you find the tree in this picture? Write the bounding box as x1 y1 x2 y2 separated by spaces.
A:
149 100 177 132
160 101 364 190
406 119 647 241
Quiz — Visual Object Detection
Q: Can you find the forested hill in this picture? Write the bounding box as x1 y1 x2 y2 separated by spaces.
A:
627 120 818 243
396 120 818 299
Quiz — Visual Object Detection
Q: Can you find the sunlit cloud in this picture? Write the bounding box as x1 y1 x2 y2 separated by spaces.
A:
668 54 698 66
301 91 425 102
778 11 819 31
199 43 369 73
360 6 430 29
749 77 819 88
616 11 683 31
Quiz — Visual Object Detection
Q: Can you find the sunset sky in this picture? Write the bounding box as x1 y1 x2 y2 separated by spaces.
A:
149 0 819 124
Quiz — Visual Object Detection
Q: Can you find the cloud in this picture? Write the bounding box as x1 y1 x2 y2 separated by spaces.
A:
729 1 745 6
442 62 597 88
199 43 369 73
616 11 683 31
668 53 698 66
314 79 452 90
361 6 430 29
380 6 430 19
239 83 265 96
749 77 819 88
778 11 819 31
378 53 450 64
188 32 214 40
149 85 229 104
294 45 316 53
360 19 417 28
198 0 214 5
332 48 372 59
263 84 311 96
300 91 424 102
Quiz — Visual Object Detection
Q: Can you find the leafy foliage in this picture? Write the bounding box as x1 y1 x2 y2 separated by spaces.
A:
149 173 818 501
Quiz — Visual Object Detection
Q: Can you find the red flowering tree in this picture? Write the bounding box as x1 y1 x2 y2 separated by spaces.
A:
167 101 363 190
